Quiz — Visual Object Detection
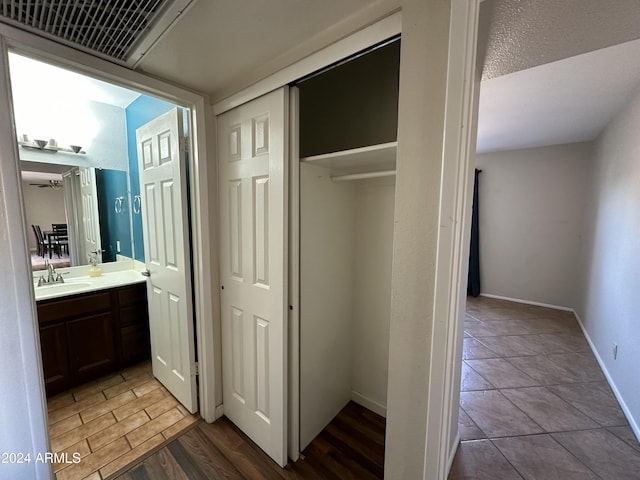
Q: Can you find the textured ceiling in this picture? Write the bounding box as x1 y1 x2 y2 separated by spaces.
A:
477 38 640 154
481 0 640 79
477 0 640 153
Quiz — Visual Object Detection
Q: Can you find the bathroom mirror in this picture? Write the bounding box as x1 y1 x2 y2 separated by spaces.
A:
9 52 144 271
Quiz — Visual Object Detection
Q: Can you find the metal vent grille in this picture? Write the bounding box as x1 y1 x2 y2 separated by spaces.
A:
0 1 174 62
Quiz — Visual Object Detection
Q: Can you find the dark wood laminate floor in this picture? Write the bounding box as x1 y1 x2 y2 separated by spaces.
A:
111 401 385 479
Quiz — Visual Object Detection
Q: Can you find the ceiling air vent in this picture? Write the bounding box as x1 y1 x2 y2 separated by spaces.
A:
0 1 192 65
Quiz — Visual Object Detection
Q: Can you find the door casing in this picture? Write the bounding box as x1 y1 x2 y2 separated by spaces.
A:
0 19 218 431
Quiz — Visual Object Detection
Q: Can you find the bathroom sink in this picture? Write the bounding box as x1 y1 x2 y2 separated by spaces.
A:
37 282 93 296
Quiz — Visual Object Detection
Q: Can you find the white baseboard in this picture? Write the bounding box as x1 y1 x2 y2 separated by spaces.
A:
572 310 640 442
214 404 224 420
479 293 573 312
351 390 387 417
447 433 460 475
478 293 639 441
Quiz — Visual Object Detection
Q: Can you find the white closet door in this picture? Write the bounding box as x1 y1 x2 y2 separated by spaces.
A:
218 87 289 467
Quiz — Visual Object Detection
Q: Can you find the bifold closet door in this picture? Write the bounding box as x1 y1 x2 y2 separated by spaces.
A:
217 87 289 467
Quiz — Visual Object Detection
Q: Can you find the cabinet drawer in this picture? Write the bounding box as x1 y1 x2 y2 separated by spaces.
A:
38 291 112 325
117 283 147 307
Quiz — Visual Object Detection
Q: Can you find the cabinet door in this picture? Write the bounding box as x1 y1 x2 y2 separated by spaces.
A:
117 284 150 367
39 323 70 396
67 313 116 384
119 305 150 366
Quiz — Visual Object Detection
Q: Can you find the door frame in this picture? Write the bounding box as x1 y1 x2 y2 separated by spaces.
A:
0 20 218 426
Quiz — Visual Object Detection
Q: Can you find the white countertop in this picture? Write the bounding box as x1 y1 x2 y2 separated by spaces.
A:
34 262 146 302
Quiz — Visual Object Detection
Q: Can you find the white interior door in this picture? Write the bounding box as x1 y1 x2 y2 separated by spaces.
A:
218 88 289 467
63 168 82 266
79 167 102 263
137 107 197 414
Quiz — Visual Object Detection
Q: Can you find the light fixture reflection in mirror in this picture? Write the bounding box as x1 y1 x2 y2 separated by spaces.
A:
18 135 86 154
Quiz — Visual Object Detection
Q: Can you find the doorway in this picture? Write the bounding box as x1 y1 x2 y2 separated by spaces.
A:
6 51 205 477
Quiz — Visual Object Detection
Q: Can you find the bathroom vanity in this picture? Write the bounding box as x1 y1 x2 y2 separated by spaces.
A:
35 268 150 396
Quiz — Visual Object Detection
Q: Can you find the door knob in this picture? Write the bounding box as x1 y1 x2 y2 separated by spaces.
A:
141 269 151 277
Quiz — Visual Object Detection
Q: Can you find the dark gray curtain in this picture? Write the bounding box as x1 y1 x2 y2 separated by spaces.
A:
467 169 481 296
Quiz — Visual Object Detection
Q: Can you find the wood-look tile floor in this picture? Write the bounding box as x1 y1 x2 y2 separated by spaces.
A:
450 296 640 480
47 362 199 480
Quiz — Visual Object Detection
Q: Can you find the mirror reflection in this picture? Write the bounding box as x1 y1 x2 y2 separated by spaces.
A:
22 163 134 270
9 52 147 271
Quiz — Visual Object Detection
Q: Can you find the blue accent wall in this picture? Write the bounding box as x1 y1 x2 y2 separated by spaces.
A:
95 168 132 262
125 95 176 262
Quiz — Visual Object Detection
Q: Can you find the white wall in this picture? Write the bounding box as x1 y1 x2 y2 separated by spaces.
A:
577 88 640 436
300 166 395 444
16 100 128 172
386 1 467 477
22 183 67 251
300 163 355 449
351 177 394 414
475 142 593 307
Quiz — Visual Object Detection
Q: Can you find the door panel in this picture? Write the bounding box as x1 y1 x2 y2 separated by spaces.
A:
137 107 197 413
218 88 288 467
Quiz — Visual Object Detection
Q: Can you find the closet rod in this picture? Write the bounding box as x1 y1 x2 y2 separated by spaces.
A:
330 170 396 182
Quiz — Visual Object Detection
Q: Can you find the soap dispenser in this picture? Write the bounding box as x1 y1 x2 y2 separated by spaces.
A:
88 251 102 277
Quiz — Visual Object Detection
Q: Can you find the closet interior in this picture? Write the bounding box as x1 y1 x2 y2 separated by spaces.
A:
296 38 400 449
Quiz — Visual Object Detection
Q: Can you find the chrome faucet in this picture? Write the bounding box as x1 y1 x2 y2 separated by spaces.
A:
38 260 64 286
47 260 55 283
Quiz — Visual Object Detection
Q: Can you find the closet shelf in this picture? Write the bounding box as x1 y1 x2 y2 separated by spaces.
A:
301 141 397 174
331 170 396 182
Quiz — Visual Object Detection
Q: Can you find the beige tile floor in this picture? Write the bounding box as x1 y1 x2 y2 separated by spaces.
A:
47 362 199 480
449 296 640 479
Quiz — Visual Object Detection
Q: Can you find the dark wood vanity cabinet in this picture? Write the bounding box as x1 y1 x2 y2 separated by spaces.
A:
37 283 150 396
